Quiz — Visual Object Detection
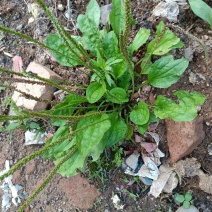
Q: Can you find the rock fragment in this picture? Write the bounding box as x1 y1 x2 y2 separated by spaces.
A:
198 170 212 194
173 158 212 194
12 62 61 111
165 117 205 163
173 157 201 177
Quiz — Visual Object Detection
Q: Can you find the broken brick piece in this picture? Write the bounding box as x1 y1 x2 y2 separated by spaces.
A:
12 61 61 110
165 117 205 163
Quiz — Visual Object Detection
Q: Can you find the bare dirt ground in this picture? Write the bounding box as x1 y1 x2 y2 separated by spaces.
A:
0 0 212 211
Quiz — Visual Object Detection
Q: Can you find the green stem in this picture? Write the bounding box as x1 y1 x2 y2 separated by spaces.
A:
135 26 166 74
0 111 101 122
17 145 77 212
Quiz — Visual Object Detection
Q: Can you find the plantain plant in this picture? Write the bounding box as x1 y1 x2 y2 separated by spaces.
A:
0 0 206 210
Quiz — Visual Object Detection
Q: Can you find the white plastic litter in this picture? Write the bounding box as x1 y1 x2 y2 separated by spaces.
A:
25 130 46 145
138 164 159 180
124 132 180 196
149 165 178 198
153 0 188 22
100 4 112 25
0 160 23 211
125 151 140 170
111 194 124 210
124 133 165 181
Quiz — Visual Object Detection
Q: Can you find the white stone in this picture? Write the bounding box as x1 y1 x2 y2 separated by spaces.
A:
28 17 35 24
175 205 199 212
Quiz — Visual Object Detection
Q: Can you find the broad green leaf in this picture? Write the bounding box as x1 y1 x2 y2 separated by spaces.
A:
137 112 158 135
129 28 150 55
141 53 152 74
174 90 206 106
171 41 184 49
147 22 181 55
130 102 149 125
106 87 128 104
141 22 184 74
118 68 131 89
86 82 106 103
111 56 127 79
154 95 177 120
85 0 100 28
53 137 87 176
91 50 105 69
42 126 70 159
154 91 206 121
105 73 115 87
77 15 101 54
149 112 159 123
89 113 127 160
125 124 134 140
148 56 189 88
76 114 111 155
103 31 119 59
175 194 185 203
57 149 87 176
29 122 40 129
183 200 191 209
105 113 127 147
173 91 206 121
90 113 127 160
137 123 148 135
110 0 125 38
185 192 192 201
5 122 21 131
46 34 82 67
188 0 212 28
106 58 123 66
90 138 107 161
49 94 86 126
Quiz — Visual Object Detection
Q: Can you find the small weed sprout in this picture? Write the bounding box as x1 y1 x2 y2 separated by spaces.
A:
175 192 194 209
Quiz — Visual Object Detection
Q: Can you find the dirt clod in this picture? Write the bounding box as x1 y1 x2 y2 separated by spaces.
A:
25 159 36 175
58 174 100 210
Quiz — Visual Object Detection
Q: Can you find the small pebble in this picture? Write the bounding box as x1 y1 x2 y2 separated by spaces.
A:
203 35 209 40
28 17 35 24
16 24 23 31
57 4 64 11
195 26 203 33
208 143 212 156
43 200 49 205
